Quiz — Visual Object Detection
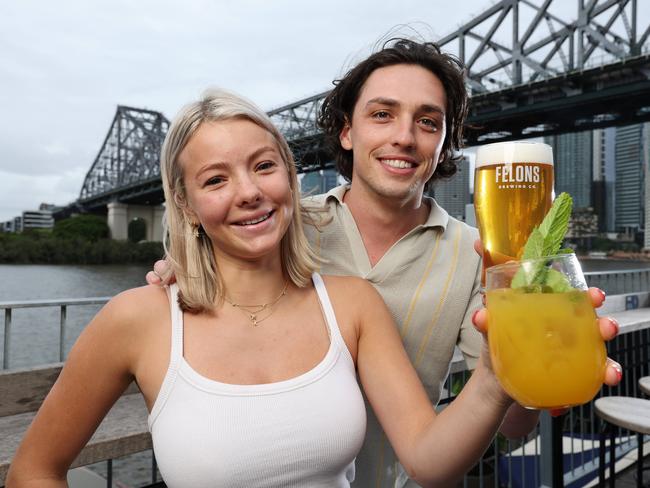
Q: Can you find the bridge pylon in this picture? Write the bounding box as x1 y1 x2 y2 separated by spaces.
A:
107 202 165 242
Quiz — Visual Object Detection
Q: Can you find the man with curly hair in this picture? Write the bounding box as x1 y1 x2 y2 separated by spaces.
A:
305 38 539 487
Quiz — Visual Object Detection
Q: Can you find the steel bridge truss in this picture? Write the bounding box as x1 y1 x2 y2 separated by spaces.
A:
438 0 648 92
267 91 332 173
79 106 169 205
267 0 650 154
76 0 650 205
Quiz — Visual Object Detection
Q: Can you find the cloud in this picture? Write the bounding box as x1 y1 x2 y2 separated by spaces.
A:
0 0 534 222
43 143 72 157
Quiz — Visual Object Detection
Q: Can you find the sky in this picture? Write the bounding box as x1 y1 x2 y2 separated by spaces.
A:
0 0 609 222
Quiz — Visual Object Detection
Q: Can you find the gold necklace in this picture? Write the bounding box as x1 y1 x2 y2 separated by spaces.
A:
225 281 289 327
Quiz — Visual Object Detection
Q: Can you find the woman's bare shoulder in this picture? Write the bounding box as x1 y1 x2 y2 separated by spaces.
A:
320 274 383 309
321 274 377 295
98 284 170 332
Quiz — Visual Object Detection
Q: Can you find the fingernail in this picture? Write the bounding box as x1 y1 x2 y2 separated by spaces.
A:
597 288 606 301
614 363 623 382
609 318 620 335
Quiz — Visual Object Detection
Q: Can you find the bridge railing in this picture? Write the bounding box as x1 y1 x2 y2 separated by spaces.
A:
584 268 650 295
0 297 110 370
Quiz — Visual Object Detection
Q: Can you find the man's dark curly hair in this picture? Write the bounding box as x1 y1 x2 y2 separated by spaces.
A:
317 38 469 189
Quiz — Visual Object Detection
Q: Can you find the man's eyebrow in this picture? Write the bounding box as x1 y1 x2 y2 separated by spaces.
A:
365 97 399 108
365 97 445 115
419 104 445 115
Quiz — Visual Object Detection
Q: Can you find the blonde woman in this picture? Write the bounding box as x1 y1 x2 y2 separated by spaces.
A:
7 89 620 488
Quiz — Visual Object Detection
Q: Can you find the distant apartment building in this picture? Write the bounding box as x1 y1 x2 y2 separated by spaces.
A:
22 209 55 231
1 220 16 232
300 169 339 196
430 156 471 221
13 216 23 233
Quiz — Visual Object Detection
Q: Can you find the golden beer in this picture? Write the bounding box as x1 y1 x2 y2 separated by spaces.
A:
474 142 554 272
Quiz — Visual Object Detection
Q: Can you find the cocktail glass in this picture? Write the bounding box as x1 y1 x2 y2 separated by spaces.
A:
486 253 606 409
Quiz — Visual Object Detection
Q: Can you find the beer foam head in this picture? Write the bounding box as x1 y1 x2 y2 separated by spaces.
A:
475 141 553 167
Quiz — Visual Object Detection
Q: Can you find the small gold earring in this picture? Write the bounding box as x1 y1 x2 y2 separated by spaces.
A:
192 222 200 238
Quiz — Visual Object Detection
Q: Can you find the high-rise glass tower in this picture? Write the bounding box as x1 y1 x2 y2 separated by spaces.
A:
614 123 648 244
545 132 593 209
430 156 471 221
592 127 616 233
300 169 339 196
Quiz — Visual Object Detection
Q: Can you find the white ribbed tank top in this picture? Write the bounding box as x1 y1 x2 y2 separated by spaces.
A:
148 273 367 488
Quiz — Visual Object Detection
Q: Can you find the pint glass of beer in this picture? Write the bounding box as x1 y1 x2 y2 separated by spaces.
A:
474 141 554 275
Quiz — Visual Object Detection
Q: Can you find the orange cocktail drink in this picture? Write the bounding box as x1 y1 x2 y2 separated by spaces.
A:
487 289 606 408
486 254 606 409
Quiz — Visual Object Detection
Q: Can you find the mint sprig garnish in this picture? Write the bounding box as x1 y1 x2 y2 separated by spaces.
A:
511 192 574 292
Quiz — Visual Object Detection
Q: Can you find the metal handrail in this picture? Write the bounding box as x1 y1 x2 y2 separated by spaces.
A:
1 297 110 369
584 268 650 295
584 268 650 276
0 297 111 309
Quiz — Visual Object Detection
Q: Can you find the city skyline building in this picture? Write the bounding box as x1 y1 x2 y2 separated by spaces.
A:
592 127 617 233
300 169 339 196
615 123 647 244
21 209 54 231
2 203 59 233
545 131 593 209
430 156 471 222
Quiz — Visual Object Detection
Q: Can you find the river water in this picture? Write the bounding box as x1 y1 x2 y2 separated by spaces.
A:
2 260 649 368
0 264 149 368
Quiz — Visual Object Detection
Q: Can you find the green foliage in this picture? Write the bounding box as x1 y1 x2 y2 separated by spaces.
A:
0 230 162 265
53 214 109 242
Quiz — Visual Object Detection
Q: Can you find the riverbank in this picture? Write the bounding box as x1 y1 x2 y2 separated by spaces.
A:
0 233 163 265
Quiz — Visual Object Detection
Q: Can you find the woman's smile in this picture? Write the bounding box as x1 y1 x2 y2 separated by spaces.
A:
232 209 275 226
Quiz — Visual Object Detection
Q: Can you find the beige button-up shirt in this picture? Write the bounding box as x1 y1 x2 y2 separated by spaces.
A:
303 184 483 488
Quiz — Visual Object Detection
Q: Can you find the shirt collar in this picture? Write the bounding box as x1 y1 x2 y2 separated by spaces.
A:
325 184 449 231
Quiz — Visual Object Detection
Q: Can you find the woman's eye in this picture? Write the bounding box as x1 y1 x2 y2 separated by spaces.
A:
257 161 276 171
205 176 224 186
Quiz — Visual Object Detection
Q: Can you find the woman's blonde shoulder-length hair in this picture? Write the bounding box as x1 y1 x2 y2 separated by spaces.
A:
160 88 320 313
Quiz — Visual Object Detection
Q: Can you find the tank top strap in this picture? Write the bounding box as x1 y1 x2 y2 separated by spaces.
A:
167 283 184 366
148 283 185 427
311 273 346 347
